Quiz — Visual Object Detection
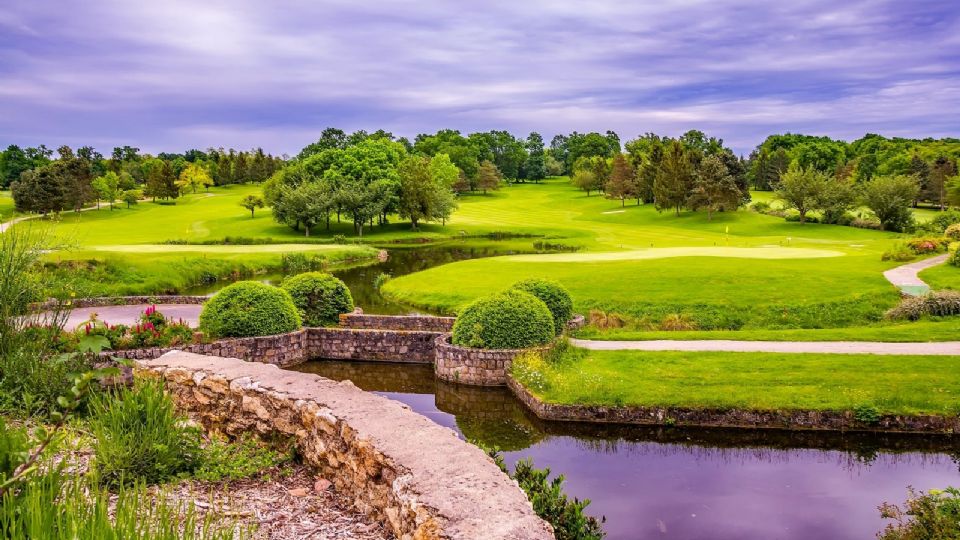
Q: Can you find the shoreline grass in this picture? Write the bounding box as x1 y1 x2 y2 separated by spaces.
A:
513 347 960 416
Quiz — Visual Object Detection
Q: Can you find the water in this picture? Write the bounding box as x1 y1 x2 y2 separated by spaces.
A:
292 360 960 540
183 242 527 314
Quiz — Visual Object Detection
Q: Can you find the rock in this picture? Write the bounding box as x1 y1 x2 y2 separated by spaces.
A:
315 478 332 492
288 487 310 497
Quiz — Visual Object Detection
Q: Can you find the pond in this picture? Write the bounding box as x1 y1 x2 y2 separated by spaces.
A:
292 360 960 540
184 241 529 314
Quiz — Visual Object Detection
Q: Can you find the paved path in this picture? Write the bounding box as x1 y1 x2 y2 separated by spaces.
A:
570 338 960 355
883 253 949 296
65 304 203 329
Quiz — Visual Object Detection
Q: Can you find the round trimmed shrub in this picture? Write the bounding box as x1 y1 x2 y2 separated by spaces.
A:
451 290 554 349
510 278 573 335
280 272 354 327
200 281 301 338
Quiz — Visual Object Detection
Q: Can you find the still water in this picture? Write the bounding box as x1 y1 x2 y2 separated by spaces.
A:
292 360 960 540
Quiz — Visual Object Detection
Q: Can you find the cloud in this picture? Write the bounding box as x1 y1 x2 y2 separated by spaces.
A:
0 0 957 154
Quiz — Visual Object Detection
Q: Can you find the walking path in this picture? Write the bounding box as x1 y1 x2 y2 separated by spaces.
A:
570 338 960 355
64 304 203 329
882 253 949 296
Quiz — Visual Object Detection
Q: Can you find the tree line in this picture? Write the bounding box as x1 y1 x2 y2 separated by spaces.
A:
2 145 284 214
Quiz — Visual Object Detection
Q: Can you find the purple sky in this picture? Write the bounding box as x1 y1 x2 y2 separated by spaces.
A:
1 1 958 155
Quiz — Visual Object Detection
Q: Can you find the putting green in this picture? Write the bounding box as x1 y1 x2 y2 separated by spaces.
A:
88 244 365 254
505 246 844 263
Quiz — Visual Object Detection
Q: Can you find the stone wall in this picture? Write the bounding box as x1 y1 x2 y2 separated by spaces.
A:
434 334 551 386
309 327 439 364
340 313 456 332
138 352 553 540
108 329 309 367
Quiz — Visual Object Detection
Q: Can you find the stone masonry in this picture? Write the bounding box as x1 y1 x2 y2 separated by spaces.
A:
339 312 456 333
434 334 552 386
138 352 553 540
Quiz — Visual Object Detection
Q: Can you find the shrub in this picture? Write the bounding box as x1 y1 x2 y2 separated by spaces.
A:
951 248 960 268
885 291 960 321
510 278 574 335
906 237 950 255
945 223 960 241
199 281 301 338
882 242 917 262
750 201 771 213
879 487 960 540
0 348 92 417
89 380 201 487
924 210 960 234
851 217 883 230
659 313 698 331
452 290 554 349
281 272 354 327
193 434 293 483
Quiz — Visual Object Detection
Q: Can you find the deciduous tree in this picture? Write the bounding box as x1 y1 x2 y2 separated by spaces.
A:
774 165 827 224
862 175 920 232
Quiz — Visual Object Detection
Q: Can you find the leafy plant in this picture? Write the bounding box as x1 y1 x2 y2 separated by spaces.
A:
879 487 960 540
885 292 960 321
199 281 301 338
510 278 574 335
853 403 881 424
193 435 293 483
88 380 202 487
280 272 354 327
452 290 554 349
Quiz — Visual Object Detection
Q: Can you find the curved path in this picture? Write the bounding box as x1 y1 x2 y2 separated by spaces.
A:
570 338 960 355
0 205 100 233
65 303 203 329
883 253 949 296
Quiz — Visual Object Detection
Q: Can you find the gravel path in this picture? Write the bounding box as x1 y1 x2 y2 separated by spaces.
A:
882 253 949 296
570 338 960 355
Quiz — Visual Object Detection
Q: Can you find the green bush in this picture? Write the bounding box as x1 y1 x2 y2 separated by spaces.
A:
89 380 201 487
452 290 554 349
945 223 960 241
906 237 950 255
510 278 573 335
950 248 960 268
193 435 292 483
881 241 916 262
879 487 960 540
199 281 301 338
885 291 960 321
0 348 92 417
280 272 354 327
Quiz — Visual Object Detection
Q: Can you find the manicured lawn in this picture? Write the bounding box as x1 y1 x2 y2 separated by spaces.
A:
919 262 960 291
44 245 377 296
513 348 960 416
0 190 14 220
573 319 960 342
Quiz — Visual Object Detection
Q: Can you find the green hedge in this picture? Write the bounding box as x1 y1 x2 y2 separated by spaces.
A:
281 272 354 327
199 281 301 338
452 290 554 349
510 278 573 335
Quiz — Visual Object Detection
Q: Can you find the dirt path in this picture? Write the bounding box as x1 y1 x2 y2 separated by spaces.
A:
570 338 960 355
882 253 949 296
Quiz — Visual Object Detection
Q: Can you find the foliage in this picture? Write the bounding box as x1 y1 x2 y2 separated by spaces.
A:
510 278 573 335
68 307 195 351
853 403 881 424
199 281 301 338
604 154 637 206
653 140 694 215
280 272 354 327
905 237 950 255
861 174 920 232
175 163 213 194
193 435 292 483
687 154 742 219
239 193 264 218
451 290 554 349
89 379 202 487
481 446 605 540
881 242 916 262
945 223 960 241
878 487 960 540
885 291 960 321
774 165 828 224
950 248 960 268
397 154 458 229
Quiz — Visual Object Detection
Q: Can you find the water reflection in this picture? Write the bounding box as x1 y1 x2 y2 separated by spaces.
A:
292 360 960 540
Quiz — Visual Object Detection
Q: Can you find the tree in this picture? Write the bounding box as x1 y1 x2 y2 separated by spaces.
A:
91 171 121 210
476 161 502 194
815 177 858 224
687 155 741 220
11 166 64 214
272 183 328 236
144 159 177 200
428 153 459 225
523 132 547 182
544 153 564 177
122 189 142 209
605 154 636 206
176 163 213 194
861 175 920 232
240 194 265 218
654 140 694 215
571 169 599 196
774 165 828 224
397 155 458 229
926 157 957 210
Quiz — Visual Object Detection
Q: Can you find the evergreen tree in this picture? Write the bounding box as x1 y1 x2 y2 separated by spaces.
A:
654 140 694 215
605 154 636 206
688 154 741 220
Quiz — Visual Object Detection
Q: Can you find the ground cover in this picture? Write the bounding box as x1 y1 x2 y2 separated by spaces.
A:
513 347 960 416
918 262 960 291
0 190 14 220
573 319 960 342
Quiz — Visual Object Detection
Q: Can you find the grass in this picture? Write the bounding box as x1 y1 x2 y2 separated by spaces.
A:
573 318 960 342
513 347 960 416
0 191 14 221
918 262 960 291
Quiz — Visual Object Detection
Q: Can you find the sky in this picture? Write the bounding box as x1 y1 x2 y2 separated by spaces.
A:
1 0 958 156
